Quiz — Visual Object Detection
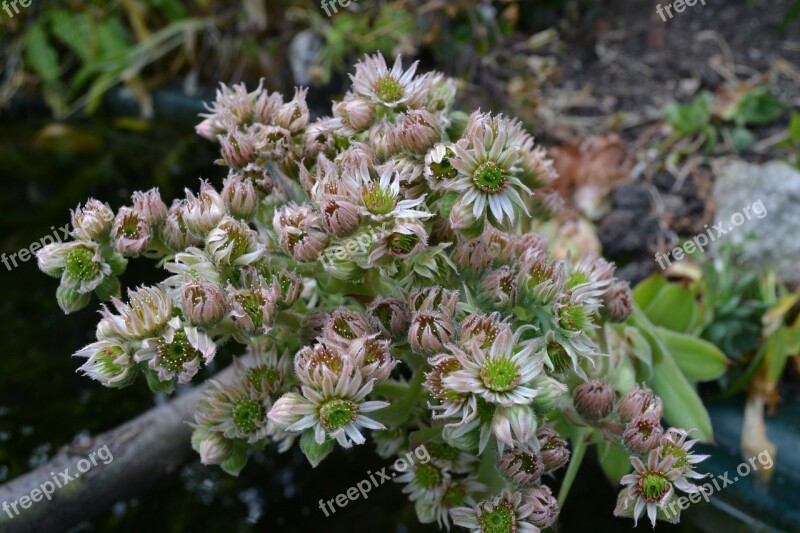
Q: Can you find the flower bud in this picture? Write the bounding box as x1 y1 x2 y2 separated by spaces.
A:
112 207 151 256
603 280 633 322
319 196 361 238
56 283 91 314
74 339 136 388
221 173 259 219
408 287 459 317
335 97 375 131
132 188 168 227
573 380 615 421
452 236 492 272
226 270 280 337
198 431 233 465
618 385 663 424
273 204 330 262
205 216 264 266
492 404 538 450
161 200 202 252
530 375 568 413
71 199 114 241
481 266 518 307
274 88 310 133
366 297 410 341
537 426 570 473
184 180 227 236
408 310 454 354
37 242 70 278
261 267 303 307
623 412 663 454
324 307 370 345
182 280 226 327
498 443 544 485
254 88 283 124
388 109 441 154
449 198 484 239
218 129 257 168
525 484 559 528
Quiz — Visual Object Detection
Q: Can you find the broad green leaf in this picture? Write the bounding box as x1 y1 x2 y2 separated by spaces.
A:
657 327 730 381
649 341 713 442
737 87 785 127
632 275 667 309
300 430 334 468
24 23 60 84
643 284 697 333
49 10 95 62
594 436 631 484
220 441 248 476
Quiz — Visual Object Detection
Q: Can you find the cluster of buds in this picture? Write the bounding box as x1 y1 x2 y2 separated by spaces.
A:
37 52 710 532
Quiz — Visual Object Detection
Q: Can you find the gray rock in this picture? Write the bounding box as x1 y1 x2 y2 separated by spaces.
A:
712 160 800 283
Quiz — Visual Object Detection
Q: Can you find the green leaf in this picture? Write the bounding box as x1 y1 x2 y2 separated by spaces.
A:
731 127 755 152
643 284 697 333
657 327 730 381
220 441 248 476
48 10 96 62
788 112 800 143
737 87 784 127
664 92 712 135
594 436 631 484
24 23 60 84
300 430 335 468
632 275 667 309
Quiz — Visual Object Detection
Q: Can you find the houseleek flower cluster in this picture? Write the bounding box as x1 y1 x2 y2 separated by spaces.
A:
38 53 708 530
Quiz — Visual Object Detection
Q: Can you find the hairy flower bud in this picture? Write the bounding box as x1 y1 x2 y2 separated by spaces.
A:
498 443 545 485
407 287 459 317
324 307 370 345
132 188 168 227
623 413 663 454
617 385 663 424
366 297 410 341
408 310 454 354
221 173 259 219
388 109 441 154
530 375 568 413
226 269 280 337
100 285 173 339
196 430 233 465
335 96 375 131
603 280 633 322
275 88 310 133
182 280 226 327
112 207 151 256
273 204 330 262
161 200 202 252
74 339 136 388
319 196 361 238
218 129 258 168
573 380 616 421
481 266 518 307
71 199 114 241
205 216 264 266
537 426 570 473
524 484 559 528
452 236 492 272
56 284 91 314
184 180 227 236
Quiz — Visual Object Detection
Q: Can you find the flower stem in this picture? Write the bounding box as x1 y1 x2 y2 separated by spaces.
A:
557 426 588 508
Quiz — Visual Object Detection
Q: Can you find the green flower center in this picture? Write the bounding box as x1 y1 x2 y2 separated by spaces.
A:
427 442 461 462
374 75 405 103
387 232 419 256
547 341 570 375
473 162 508 194
319 399 358 431
332 315 356 340
247 365 281 391
119 213 143 238
567 271 589 289
558 302 592 332
362 185 396 215
66 246 101 281
232 399 264 434
661 443 689 469
443 485 467 507
309 347 344 374
236 292 265 326
429 157 458 180
477 502 515 533
516 451 542 476
96 346 126 375
414 463 442 489
480 357 521 392
527 262 554 287
640 472 671 503
157 329 199 373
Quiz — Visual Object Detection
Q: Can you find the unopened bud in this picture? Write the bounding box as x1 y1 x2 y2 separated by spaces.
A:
573 380 615 421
